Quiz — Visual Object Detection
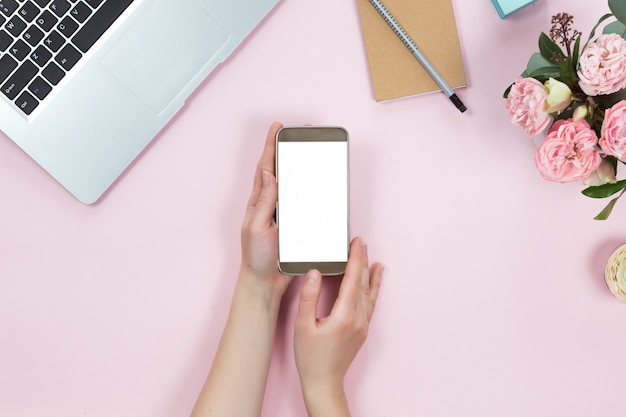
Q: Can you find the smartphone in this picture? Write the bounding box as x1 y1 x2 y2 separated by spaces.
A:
275 126 350 276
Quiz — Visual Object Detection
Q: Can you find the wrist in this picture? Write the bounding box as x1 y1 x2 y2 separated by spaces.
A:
236 268 284 311
301 379 350 417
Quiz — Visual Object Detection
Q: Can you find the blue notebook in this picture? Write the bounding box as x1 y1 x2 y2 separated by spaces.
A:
492 0 537 19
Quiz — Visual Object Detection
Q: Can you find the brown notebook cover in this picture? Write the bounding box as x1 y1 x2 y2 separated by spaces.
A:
356 0 467 102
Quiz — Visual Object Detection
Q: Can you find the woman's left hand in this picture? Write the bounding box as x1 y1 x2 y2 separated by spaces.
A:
240 122 292 298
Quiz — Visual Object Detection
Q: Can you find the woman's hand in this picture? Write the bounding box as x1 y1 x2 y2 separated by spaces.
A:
191 122 293 417
240 122 292 298
293 237 384 416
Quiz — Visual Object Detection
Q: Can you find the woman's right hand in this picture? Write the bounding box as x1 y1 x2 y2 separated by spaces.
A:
293 237 384 416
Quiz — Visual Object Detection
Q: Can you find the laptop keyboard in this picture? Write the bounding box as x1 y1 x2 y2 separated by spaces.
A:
0 0 134 116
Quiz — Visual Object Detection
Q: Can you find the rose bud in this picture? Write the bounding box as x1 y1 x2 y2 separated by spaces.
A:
544 78 573 113
583 157 617 186
573 105 589 122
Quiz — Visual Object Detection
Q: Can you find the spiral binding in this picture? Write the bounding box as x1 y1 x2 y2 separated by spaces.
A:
368 0 418 54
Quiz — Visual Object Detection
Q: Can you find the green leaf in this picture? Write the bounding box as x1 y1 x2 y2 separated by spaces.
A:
526 54 561 79
592 186 626 220
529 75 552 84
527 66 561 79
503 84 512 99
594 89 626 109
560 57 577 87
610 0 626 25
603 20 626 37
608 155 619 172
539 32 566 64
526 53 554 74
586 13 615 48
572 35 581 70
594 196 620 220
582 180 626 198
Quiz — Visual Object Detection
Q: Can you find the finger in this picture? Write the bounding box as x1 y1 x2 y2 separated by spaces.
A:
248 170 277 231
295 270 323 329
258 121 283 175
335 237 366 310
359 241 372 317
366 263 384 321
247 122 283 208
360 239 370 292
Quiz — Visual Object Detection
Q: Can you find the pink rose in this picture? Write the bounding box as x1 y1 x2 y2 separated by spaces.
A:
534 119 602 182
578 34 626 96
505 76 552 136
601 100 626 161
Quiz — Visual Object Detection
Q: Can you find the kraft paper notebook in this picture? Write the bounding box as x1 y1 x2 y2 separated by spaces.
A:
356 0 467 102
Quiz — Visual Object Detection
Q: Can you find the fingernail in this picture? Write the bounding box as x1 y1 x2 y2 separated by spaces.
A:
262 170 270 187
306 269 320 283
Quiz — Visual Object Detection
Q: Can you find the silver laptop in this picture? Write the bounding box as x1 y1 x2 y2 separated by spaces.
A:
0 0 279 203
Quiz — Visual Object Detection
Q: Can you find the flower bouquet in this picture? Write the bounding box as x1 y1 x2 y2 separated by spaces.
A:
504 0 626 219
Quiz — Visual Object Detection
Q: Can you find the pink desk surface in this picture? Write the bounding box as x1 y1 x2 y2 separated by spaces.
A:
2 1 626 416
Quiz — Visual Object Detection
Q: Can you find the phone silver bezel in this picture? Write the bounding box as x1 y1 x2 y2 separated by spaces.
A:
275 126 350 276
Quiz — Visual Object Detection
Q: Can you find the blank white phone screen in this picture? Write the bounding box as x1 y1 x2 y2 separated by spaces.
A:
278 141 348 263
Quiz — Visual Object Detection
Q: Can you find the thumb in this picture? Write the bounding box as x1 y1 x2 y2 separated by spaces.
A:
249 170 277 230
296 270 322 326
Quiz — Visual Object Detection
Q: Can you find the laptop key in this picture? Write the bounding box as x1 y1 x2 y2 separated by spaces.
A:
28 75 51 99
41 60 63 84
49 0 70 17
57 15 77 37
33 0 50 7
15 90 38 114
2 58 37 99
5 15 26 36
85 0 103 8
0 53 18 82
43 29 63 51
0 0 19 17
9 38 31 60
35 9 57 31
17 1 39 23
0 28 11 50
30 43 51 66
72 0 133 53
55 42 80 70
22 24 43 46
69 1 90 23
